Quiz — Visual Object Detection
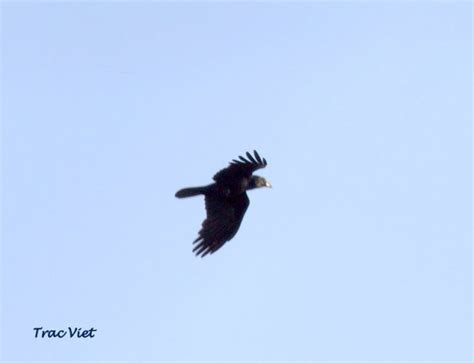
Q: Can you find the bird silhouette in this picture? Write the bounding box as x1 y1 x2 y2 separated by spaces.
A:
175 150 271 257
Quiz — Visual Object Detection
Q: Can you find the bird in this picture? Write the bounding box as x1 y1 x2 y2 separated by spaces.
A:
175 150 271 257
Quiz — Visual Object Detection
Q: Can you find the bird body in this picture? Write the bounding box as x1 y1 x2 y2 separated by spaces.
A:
175 150 270 257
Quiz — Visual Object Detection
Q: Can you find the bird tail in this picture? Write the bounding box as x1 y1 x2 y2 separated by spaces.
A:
175 186 208 198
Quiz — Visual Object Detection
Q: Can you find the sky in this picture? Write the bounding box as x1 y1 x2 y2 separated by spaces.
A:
1 1 472 361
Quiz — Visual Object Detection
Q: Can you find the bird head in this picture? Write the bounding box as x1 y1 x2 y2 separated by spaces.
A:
248 175 272 190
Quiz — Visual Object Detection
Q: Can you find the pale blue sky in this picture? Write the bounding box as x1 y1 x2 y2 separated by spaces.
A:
1 1 472 361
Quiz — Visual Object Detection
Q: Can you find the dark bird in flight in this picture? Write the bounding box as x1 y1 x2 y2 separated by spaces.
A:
175 150 271 257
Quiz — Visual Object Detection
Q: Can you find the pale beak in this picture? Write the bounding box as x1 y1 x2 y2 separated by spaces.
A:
265 181 272 188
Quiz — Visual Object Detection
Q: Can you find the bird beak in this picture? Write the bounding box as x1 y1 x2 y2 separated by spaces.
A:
265 181 272 188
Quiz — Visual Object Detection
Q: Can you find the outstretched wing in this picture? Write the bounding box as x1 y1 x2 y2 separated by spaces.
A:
193 193 250 257
213 150 267 185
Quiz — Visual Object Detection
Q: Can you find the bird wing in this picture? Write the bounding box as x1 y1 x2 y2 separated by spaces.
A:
212 150 267 185
192 192 250 257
